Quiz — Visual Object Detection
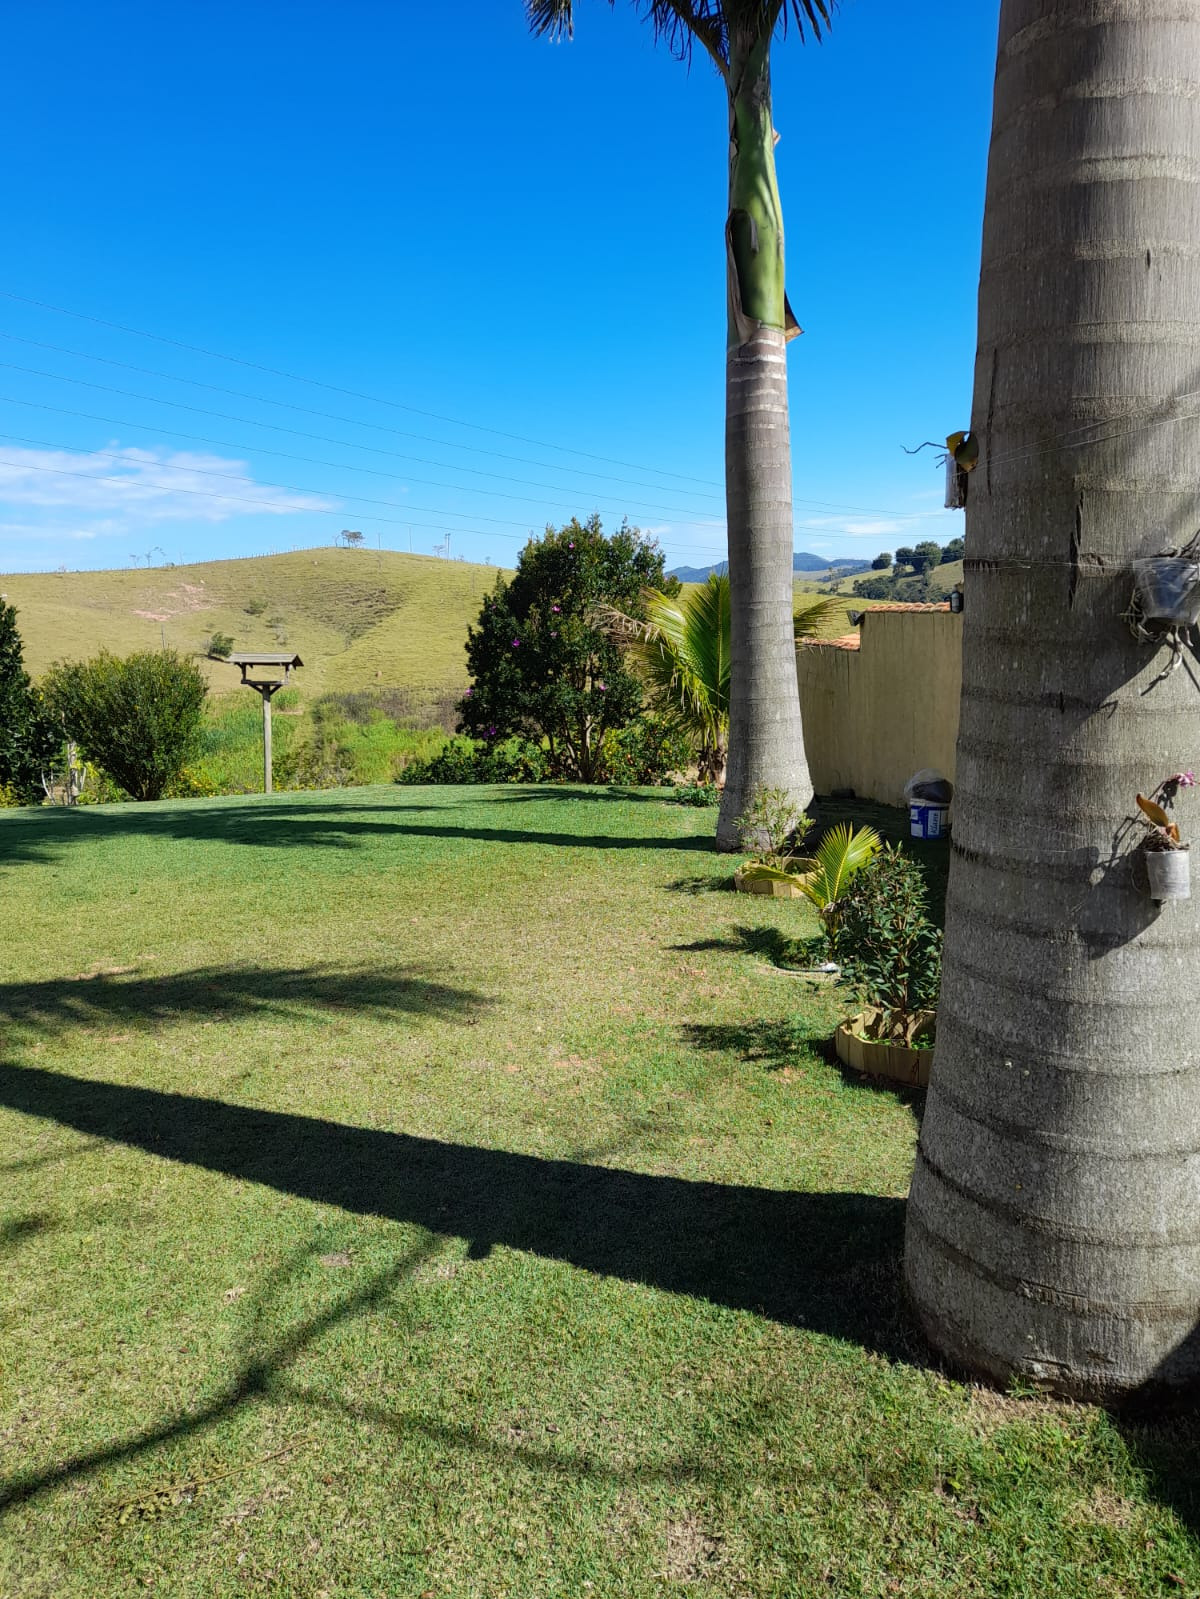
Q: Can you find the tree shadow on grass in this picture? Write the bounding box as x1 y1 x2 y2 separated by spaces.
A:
1 801 713 864
3 1070 1195 1545
0 1061 917 1509
0 963 491 1037
683 1018 926 1127
494 785 677 805
0 1212 54 1251
673 925 818 967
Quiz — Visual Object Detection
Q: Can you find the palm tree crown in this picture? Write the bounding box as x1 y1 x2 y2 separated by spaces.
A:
526 1 830 68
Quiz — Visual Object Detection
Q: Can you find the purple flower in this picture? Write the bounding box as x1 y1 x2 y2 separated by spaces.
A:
596 680 607 692
550 630 557 637
465 686 473 696
512 638 520 648
1174 771 1197 788
552 604 561 613
568 542 575 549
487 725 497 737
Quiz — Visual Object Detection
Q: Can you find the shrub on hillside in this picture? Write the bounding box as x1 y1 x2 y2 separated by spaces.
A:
42 649 208 802
206 632 234 659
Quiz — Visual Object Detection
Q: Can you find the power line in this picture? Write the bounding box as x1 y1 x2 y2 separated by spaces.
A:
0 329 730 506
0 369 935 530
0 289 727 489
0 409 734 529
0 442 736 556
0 392 729 521
0 451 543 541
0 308 944 523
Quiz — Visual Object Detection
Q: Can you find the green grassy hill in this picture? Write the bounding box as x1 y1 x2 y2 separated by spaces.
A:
1 547 504 712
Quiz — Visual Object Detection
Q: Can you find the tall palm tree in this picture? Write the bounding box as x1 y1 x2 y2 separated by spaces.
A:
526 0 831 847
606 573 838 786
904 2 1200 1401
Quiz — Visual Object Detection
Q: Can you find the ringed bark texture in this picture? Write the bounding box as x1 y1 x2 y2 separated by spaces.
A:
905 0 1200 1401
718 326 811 847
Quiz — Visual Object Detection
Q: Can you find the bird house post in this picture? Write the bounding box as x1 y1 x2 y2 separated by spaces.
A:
227 653 303 794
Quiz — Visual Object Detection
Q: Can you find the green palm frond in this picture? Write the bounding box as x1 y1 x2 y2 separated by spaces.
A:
793 594 845 643
800 822 881 910
738 822 878 905
602 572 731 749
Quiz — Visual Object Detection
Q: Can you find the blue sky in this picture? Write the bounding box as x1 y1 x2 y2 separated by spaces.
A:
0 2 999 574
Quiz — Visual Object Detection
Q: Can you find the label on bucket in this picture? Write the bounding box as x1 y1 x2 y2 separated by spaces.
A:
910 802 949 840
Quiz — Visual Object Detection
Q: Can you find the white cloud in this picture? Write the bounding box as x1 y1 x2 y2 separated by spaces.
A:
0 443 335 529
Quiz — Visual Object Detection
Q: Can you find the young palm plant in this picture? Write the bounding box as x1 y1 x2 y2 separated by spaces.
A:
605 574 840 786
526 0 834 847
738 818 881 939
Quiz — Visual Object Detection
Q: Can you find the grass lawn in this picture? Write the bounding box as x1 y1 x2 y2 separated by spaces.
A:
1 787 1198 1597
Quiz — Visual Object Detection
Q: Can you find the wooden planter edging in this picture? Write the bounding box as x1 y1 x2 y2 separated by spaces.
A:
732 860 817 899
834 1010 935 1089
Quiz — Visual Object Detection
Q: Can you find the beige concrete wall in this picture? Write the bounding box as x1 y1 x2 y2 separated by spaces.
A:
797 610 964 806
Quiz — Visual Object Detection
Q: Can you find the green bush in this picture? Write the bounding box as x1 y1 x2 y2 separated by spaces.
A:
458 515 671 780
832 845 942 1035
397 735 547 786
673 783 720 807
734 784 812 869
0 600 60 803
600 715 692 785
206 632 234 659
42 649 208 802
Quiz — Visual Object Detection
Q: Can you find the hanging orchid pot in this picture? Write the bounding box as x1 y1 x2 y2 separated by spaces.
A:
1146 846 1191 901
1136 775 1194 900
1130 556 1200 629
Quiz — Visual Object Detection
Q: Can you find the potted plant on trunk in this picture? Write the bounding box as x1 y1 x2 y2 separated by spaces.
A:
831 845 942 1088
1137 770 1193 902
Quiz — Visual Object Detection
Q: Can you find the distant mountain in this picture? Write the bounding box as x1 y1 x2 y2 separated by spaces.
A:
668 553 872 583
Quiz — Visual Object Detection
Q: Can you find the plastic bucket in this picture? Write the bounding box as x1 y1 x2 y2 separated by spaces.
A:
910 802 949 840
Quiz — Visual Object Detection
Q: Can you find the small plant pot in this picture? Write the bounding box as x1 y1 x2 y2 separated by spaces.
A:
1146 846 1190 901
834 1010 936 1089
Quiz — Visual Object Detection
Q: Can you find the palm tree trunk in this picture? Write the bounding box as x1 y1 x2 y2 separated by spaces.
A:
905 0 1200 1401
715 30 811 849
